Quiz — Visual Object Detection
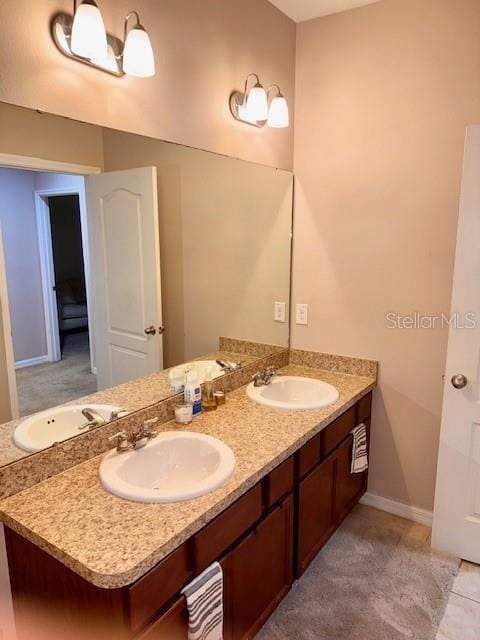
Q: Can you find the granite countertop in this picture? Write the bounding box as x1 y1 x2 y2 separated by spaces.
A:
0 363 376 589
0 350 257 467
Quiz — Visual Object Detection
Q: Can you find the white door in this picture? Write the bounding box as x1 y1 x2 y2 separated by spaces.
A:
432 126 480 562
86 167 163 391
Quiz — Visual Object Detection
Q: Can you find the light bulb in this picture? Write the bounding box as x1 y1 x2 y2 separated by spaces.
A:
244 84 268 122
267 95 289 128
70 0 108 60
123 25 155 77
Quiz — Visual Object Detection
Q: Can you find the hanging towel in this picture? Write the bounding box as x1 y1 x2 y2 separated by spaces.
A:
351 423 368 473
181 562 224 640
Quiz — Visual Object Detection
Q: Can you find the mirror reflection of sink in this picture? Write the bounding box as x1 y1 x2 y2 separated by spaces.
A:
247 376 339 411
13 404 123 453
169 360 233 385
100 431 236 503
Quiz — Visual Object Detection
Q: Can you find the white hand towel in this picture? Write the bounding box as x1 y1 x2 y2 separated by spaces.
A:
351 423 368 473
181 562 223 640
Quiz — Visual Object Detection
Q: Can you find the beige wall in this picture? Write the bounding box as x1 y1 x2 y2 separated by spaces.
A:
0 102 104 169
102 129 292 367
0 0 295 171
292 0 480 511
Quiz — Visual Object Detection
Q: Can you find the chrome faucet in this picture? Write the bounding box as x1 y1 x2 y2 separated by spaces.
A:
216 359 243 373
252 367 280 387
109 418 159 453
78 407 107 430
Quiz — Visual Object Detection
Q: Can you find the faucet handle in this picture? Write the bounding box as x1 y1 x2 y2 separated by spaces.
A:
109 430 128 441
139 417 159 439
110 409 129 420
108 430 131 453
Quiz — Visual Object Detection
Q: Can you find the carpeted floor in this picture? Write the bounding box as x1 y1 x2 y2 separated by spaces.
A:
16 332 97 416
257 504 460 640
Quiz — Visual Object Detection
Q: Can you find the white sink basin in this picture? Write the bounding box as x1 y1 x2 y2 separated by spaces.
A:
247 376 339 411
100 431 236 503
13 404 123 453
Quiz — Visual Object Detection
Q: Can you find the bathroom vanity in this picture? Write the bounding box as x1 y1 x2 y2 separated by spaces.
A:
0 362 375 640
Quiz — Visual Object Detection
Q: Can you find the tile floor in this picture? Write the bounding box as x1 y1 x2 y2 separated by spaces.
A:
436 561 480 639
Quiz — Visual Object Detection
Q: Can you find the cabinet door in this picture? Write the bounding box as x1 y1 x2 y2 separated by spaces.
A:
222 496 293 640
335 428 368 524
137 597 188 640
296 456 335 576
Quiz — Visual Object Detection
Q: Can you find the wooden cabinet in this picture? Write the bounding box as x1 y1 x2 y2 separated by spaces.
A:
296 396 372 576
222 496 293 640
296 456 336 575
6 392 372 640
137 597 188 640
334 427 368 525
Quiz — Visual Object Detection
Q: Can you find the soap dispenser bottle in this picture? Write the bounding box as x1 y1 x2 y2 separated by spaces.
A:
184 370 202 416
202 366 217 412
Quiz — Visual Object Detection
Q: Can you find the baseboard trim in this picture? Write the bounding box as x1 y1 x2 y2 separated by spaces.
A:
360 492 433 527
15 355 49 370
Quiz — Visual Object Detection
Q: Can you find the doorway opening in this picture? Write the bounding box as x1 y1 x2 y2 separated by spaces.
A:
0 168 96 417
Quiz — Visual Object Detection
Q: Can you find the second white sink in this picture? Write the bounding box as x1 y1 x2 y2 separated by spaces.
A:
13 404 122 453
247 376 339 411
100 431 236 503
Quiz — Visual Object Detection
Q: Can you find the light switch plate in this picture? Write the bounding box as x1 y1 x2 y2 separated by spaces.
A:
296 303 308 325
274 301 286 323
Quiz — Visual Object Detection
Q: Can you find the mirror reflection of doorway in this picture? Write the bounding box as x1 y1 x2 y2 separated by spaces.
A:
0 168 97 417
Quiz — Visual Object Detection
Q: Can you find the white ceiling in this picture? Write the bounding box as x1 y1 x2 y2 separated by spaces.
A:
268 0 382 22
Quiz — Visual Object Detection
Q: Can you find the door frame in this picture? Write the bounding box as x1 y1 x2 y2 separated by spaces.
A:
0 155 100 420
34 185 96 371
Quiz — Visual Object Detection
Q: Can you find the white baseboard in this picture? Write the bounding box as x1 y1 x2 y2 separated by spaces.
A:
360 492 434 527
15 355 49 370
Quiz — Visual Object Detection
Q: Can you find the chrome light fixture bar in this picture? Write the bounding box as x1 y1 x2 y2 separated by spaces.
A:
52 1 155 78
230 74 289 129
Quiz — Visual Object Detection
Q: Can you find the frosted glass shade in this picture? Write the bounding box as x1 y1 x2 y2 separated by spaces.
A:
123 26 155 77
267 95 289 128
244 85 268 122
70 0 108 60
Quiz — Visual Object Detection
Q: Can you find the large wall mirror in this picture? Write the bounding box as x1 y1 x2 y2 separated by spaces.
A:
0 102 293 467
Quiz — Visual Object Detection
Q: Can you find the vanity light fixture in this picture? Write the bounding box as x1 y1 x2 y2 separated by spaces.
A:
230 74 290 129
266 85 289 129
52 1 155 78
122 12 156 77
70 0 107 60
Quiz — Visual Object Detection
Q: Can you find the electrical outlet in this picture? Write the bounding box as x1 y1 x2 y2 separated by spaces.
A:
274 301 286 323
296 303 308 325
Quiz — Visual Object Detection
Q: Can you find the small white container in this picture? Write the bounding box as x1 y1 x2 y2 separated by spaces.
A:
169 369 186 394
184 371 202 416
175 403 193 425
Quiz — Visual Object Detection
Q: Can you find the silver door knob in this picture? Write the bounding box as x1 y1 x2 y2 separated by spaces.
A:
144 325 156 336
451 374 468 389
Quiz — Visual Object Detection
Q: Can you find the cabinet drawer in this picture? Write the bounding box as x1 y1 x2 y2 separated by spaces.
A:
128 542 192 632
193 484 263 572
298 433 321 478
321 407 356 458
266 456 294 506
357 392 372 423
137 596 188 640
